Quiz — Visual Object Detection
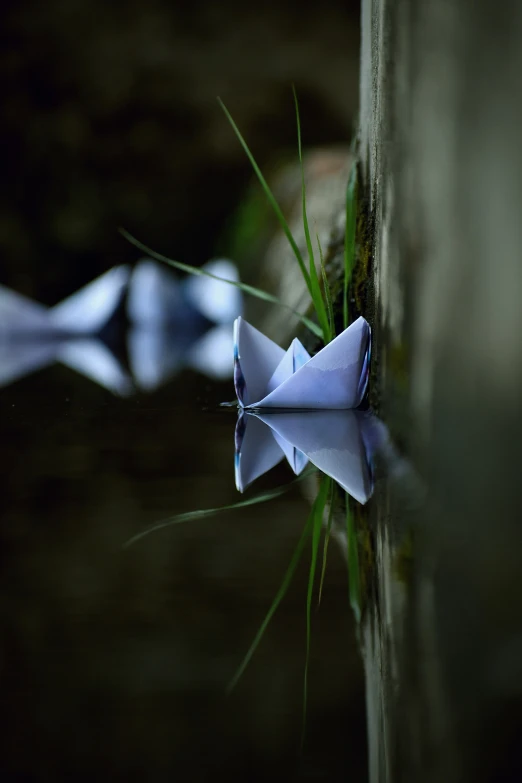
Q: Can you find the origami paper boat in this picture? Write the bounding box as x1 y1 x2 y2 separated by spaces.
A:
235 409 381 504
233 316 371 409
0 266 133 393
0 265 130 336
127 258 241 389
127 258 241 326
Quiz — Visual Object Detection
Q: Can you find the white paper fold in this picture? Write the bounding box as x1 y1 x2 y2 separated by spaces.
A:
233 316 371 410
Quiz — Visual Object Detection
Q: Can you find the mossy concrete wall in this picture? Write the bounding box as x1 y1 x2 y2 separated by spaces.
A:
360 1 522 781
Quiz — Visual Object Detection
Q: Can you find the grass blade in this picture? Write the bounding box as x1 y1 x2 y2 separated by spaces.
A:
227 506 314 694
124 468 314 549
343 161 357 329
317 233 335 343
302 476 331 748
317 480 335 606
119 228 323 340
293 86 331 345
217 97 312 296
346 495 362 623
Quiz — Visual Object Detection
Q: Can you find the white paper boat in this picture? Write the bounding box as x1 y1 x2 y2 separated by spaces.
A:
127 258 242 326
1 266 130 336
48 266 130 333
127 259 241 388
127 327 185 391
0 267 132 393
184 259 242 325
235 409 376 503
0 286 51 334
187 324 235 380
233 316 371 409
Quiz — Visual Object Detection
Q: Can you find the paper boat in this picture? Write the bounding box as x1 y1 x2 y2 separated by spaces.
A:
0 265 130 337
127 258 241 326
127 258 241 389
235 409 382 504
0 266 133 393
233 316 371 409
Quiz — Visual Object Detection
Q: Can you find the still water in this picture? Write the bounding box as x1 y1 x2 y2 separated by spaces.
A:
0 346 367 780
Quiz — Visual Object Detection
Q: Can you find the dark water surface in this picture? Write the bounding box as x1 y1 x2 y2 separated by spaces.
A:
1 366 367 781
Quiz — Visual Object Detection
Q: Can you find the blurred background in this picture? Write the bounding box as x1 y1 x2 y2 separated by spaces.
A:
0 1 366 780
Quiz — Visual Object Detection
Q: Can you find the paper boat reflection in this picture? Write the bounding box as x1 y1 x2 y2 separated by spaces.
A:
235 409 387 504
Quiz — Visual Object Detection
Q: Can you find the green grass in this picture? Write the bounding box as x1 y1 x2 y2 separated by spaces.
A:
217 96 313 299
121 91 364 739
123 467 314 549
121 88 355 345
317 233 335 342
226 483 317 693
119 228 323 340
293 87 332 344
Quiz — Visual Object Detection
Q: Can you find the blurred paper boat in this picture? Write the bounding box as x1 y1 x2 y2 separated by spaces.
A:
47 265 130 334
127 258 241 326
0 265 130 337
233 316 371 409
235 409 385 504
0 266 133 393
127 258 241 389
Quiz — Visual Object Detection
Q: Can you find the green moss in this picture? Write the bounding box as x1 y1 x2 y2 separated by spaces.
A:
392 531 415 585
352 172 375 315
